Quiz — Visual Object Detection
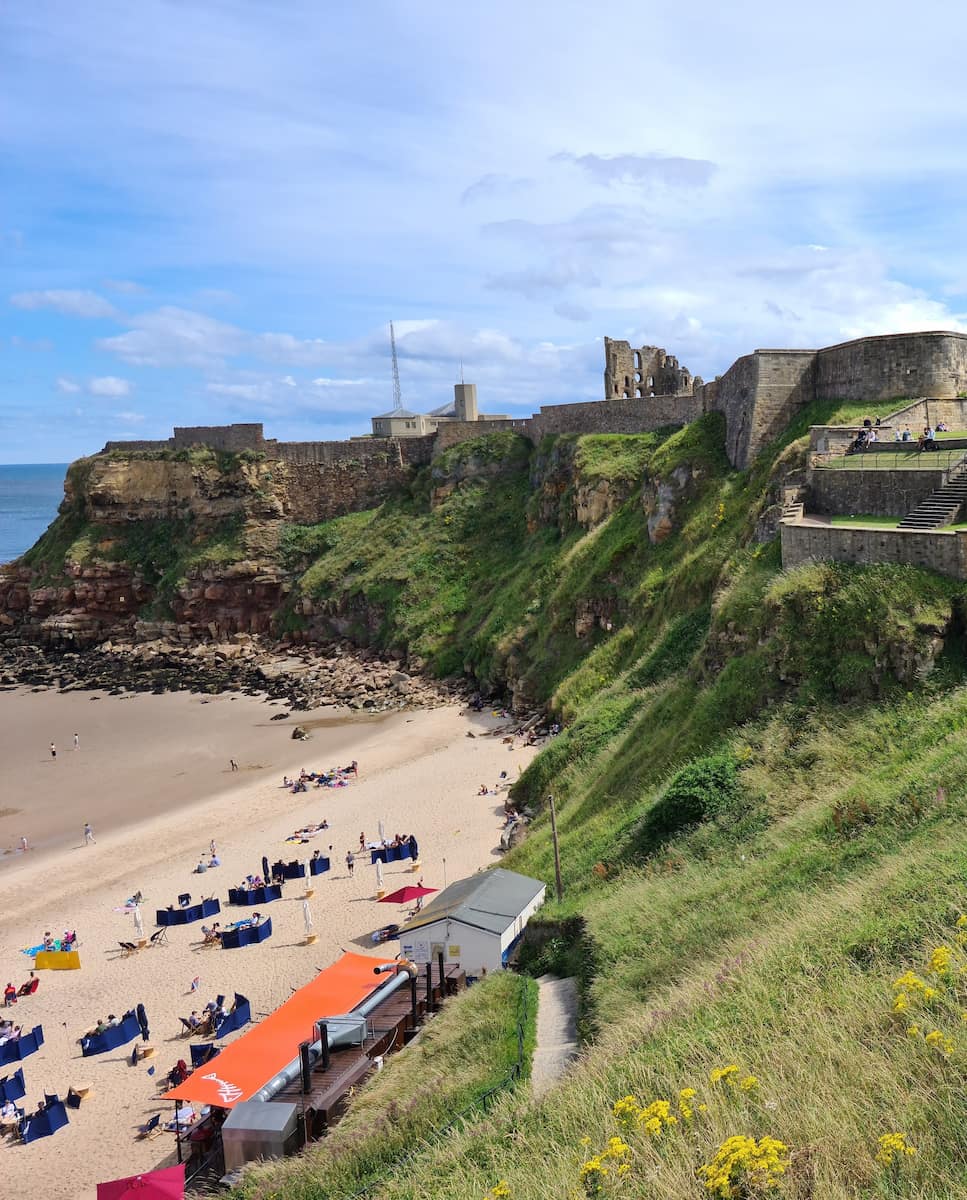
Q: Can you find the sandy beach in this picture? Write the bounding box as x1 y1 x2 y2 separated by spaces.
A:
0 687 537 1199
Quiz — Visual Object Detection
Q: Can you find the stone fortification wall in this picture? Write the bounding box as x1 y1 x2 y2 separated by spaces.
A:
273 436 434 466
884 396 967 430
433 419 534 451
173 423 266 452
279 455 419 523
781 521 967 580
817 332 967 403
102 439 173 452
531 394 704 438
711 350 816 469
809 468 948 517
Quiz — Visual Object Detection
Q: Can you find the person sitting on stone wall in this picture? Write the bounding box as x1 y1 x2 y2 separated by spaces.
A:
918 426 938 451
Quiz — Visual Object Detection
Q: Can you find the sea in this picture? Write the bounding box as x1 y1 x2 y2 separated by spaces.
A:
0 463 68 565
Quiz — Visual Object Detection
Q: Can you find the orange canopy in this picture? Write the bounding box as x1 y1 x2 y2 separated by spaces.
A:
163 951 394 1108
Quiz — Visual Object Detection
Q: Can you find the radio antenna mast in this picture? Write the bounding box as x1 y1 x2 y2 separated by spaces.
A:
390 321 403 412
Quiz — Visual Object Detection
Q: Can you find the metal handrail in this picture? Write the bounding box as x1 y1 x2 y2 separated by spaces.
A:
812 446 967 473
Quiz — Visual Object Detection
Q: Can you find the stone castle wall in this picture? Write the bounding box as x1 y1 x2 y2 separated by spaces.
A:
817 332 967 403
781 521 967 579
709 350 816 468
809 467 948 517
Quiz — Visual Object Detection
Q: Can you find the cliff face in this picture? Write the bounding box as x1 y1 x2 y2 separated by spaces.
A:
0 423 741 705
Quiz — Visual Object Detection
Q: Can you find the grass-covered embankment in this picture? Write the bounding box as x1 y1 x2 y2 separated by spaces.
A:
224 410 967 1199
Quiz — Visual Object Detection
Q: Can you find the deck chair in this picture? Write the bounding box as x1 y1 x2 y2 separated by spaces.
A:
119 941 139 956
177 893 191 907
149 928 167 946
44 1093 59 1107
178 1017 194 1037
138 1112 162 1139
215 994 225 1008
66 1088 82 1110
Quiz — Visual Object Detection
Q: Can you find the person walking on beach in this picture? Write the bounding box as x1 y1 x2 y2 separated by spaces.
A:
83 822 95 845
19 836 28 853
345 850 355 877
50 742 56 760
229 759 238 772
73 732 79 751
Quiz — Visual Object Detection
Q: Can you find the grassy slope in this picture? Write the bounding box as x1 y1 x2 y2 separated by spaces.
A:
218 416 967 1199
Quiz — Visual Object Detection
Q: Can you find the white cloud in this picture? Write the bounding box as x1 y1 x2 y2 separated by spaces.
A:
553 151 717 189
114 410 145 424
56 376 81 393
98 307 246 367
89 375 132 397
102 279 147 294
206 382 263 400
11 289 118 319
312 376 368 387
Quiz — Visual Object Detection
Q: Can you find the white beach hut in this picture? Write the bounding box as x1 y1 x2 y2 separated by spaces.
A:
399 868 546 977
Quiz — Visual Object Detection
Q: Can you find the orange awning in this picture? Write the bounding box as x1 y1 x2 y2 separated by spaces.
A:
163 951 395 1108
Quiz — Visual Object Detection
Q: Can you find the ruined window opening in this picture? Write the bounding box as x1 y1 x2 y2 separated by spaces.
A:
634 351 642 369
647 376 654 388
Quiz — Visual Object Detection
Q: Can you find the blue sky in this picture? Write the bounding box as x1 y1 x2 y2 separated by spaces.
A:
4 1 967 462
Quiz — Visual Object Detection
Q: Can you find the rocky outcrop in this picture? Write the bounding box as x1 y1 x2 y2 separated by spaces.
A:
643 463 704 543
0 639 467 712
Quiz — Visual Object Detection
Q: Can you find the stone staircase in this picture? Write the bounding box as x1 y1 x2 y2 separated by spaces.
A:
898 462 967 529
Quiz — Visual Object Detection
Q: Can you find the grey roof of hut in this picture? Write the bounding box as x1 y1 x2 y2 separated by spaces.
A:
373 407 420 419
401 868 545 936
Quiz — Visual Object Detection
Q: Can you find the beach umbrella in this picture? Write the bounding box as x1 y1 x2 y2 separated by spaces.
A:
376 860 384 892
133 905 144 939
97 1163 185 1199
379 885 437 905
378 819 385 841
302 899 314 934
261 855 269 882
136 1003 150 1042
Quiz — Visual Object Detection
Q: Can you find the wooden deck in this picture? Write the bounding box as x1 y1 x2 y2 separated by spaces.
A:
273 964 465 1136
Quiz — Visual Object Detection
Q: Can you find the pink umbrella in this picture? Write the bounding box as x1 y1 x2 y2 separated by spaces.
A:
378 885 437 905
97 1164 185 1200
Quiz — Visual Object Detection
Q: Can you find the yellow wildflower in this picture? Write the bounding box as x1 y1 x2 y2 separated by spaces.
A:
678 1087 698 1121
487 1184 511 1200
893 992 910 1013
924 1029 954 1056
875 1132 917 1166
922 986 938 1002
906 1024 921 1038
927 946 952 976
709 1064 740 1088
739 1075 758 1092
957 914 967 928
698 1134 790 1196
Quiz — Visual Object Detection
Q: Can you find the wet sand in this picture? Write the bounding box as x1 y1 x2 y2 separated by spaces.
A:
0 688 397 867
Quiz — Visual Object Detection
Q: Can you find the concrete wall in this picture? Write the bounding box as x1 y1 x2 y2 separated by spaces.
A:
809 468 947 517
817 332 967 403
781 521 967 579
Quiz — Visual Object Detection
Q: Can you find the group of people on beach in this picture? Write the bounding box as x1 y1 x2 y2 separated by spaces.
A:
282 760 358 793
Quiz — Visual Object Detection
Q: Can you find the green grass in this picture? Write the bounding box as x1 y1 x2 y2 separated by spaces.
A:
830 515 903 527
815 449 965 470
229 972 536 1200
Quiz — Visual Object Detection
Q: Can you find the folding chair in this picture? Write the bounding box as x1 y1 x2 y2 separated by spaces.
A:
119 941 139 957
138 1112 162 1140
178 1017 194 1037
215 994 225 1008
66 1088 82 1110
149 928 167 946
178 893 191 907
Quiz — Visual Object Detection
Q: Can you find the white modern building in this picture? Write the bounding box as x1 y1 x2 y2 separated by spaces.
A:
399 868 546 976
371 383 509 438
